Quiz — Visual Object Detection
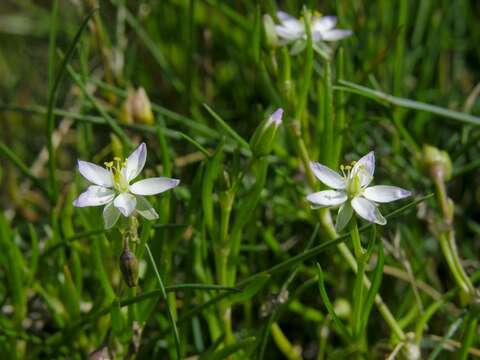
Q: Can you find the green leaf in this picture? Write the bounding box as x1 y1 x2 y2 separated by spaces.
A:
202 140 224 235
360 242 384 336
227 274 270 305
111 299 125 337
315 263 351 341
202 336 256 360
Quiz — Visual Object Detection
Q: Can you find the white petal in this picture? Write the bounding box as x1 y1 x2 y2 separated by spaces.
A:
103 202 121 229
306 190 347 207
275 25 304 41
336 202 353 232
312 16 337 33
114 193 137 217
125 142 147 182
130 177 180 196
351 197 386 225
321 29 352 41
277 11 296 22
136 196 159 221
267 108 284 126
363 185 411 203
72 186 115 207
309 162 346 189
351 151 375 187
77 160 113 187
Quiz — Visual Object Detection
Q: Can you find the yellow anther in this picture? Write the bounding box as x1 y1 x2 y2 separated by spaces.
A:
104 161 114 168
113 156 121 161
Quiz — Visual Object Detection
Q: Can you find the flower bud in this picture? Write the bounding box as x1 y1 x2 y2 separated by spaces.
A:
218 169 231 191
404 333 421 360
110 134 124 159
421 145 452 182
333 298 351 319
119 244 139 287
263 14 278 49
132 87 154 125
249 108 283 157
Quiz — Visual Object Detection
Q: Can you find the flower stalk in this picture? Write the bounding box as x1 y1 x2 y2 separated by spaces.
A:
423 145 475 304
350 217 363 259
289 125 406 341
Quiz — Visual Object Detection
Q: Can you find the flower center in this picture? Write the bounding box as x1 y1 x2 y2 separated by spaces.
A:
105 157 129 192
340 162 363 198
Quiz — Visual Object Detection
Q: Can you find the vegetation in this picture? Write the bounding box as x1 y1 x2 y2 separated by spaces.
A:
0 1 479 358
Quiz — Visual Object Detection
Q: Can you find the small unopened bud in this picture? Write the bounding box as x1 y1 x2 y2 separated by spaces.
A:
249 108 284 157
333 298 351 319
218 169 231 191
404 333 421 360
422 145 452 182
132 87 154 125
119 244 139 288
263 14 278 49
110 134 123 159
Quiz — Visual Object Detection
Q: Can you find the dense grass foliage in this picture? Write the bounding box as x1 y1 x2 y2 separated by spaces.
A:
1 1 480 359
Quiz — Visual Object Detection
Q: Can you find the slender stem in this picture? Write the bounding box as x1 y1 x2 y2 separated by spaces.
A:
433 177 474 302
145 244 182 359
217 191 234 346
293 132 406 340
459 315 478 360
350 217 363 259
271 322 302 360
438 234 470 295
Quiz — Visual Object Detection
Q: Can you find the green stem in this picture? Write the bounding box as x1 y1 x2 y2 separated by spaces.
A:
145 244 182 359
433 177 474 302
293 134 406 341
350 218 363 259
438 234 471 296
459 314 478 360
271 322 302 360
217 191 234 346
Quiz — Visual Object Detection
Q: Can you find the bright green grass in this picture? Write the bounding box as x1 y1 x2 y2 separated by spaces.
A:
0 1 480 359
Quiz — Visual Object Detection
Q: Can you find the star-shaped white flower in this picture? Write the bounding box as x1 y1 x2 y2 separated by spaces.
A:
73 143 180 229
306 151 411 230
275 11 352 55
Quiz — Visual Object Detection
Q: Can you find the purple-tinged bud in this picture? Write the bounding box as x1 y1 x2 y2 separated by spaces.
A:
249 108 284 157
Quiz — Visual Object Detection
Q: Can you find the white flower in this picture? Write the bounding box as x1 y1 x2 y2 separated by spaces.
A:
73 143 180 229
275 11 352 55
306 151 411 230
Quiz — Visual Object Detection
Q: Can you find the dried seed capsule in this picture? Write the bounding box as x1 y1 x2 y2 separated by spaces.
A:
119 245 139 288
